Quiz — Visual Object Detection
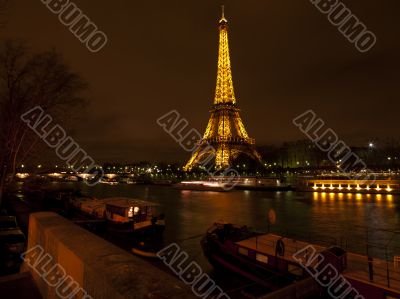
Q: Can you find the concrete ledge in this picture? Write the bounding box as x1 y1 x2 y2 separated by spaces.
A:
22 212 195 299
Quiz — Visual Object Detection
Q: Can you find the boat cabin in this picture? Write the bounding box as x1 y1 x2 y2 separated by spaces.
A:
105 198 157 224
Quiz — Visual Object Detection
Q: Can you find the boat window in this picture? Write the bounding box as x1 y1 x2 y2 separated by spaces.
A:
256 253 268 264
106 205 126 217
316 184 322 187
370 184 377 188
332 184 340 188
238 247 249 256
380 185 387 189
360 185 367 188
350 184 357 188
307 183 314 187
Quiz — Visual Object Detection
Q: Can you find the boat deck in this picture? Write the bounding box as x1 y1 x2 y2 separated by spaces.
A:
236 234 326 263
236 234 400 293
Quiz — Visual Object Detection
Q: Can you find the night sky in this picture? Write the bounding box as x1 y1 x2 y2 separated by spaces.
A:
4 1 400 163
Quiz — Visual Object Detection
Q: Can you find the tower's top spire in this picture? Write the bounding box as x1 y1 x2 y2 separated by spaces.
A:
215 5 236 105
219 5 228 24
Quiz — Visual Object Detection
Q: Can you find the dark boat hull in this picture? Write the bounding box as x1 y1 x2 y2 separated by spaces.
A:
200 224 294 290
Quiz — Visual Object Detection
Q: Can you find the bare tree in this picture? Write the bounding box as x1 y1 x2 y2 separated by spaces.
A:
0 40 87 208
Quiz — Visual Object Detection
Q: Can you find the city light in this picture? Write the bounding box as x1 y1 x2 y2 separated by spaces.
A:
16 173 29 179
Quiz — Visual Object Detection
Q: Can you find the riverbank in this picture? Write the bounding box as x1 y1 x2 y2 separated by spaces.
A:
3 182 400 298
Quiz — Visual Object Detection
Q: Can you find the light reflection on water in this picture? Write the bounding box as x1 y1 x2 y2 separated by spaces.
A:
76 183 399 270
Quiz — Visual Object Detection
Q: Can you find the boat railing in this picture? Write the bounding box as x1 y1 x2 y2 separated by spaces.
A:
346 252 400 290
250 233 400 291
276 231 339 249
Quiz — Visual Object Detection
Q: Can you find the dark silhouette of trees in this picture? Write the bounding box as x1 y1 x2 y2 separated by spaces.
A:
0 40 87 208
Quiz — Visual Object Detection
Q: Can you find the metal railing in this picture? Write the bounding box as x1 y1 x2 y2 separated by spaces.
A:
247 226 400 291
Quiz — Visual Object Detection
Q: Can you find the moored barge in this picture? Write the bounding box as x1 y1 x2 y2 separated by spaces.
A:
201 223 400 299
71 197 165 256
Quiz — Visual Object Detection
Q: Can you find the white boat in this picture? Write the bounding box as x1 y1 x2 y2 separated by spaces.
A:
173 181 232 192
100 178 119 185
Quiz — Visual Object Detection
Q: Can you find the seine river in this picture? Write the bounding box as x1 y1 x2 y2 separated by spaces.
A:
76 183 400 271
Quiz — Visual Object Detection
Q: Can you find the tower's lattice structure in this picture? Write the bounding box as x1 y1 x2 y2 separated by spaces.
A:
184 8 262 171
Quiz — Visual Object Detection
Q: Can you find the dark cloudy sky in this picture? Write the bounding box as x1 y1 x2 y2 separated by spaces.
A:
4 0 400 163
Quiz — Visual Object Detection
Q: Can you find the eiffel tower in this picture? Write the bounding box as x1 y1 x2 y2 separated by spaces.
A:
184 7 262 171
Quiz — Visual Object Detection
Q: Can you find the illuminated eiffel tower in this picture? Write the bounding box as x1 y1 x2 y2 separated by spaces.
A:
184 7 262 171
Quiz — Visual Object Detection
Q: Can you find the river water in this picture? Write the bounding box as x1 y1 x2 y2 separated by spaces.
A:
76 183 400 270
